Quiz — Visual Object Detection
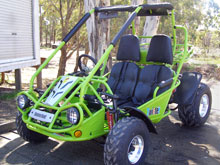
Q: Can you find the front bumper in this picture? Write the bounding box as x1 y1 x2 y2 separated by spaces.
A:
17 91 107 142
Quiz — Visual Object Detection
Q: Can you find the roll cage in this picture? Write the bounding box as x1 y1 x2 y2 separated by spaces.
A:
30 2 191 90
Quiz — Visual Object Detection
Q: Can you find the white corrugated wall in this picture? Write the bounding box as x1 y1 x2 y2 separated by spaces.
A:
0 0 35 65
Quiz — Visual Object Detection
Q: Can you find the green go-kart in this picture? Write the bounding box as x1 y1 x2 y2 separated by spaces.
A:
16 3 212 164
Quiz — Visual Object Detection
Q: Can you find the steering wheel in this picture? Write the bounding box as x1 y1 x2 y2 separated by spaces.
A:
78 54 100 75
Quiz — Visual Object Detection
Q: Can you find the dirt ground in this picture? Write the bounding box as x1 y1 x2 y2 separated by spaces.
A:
0 49 81 90
2 48 219 89
0 100 16 126
0 49 220 164
0 85 219 165
0 89 219 165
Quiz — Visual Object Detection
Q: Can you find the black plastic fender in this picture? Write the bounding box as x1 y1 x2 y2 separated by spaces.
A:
123 106 157 134
173 72 202 106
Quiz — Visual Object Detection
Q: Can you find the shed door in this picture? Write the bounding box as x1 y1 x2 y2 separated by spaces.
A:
0 0 34 64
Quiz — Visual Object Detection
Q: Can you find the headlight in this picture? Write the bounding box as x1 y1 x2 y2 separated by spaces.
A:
66 107 80 125
17 95 30 109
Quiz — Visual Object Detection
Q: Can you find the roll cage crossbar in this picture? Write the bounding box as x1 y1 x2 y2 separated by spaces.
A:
95 3 173 16
63 3 174 44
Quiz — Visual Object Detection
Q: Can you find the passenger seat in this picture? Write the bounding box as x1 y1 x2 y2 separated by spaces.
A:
119 34 173 108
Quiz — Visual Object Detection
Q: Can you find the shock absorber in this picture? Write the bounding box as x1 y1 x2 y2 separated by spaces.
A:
106 111 114 130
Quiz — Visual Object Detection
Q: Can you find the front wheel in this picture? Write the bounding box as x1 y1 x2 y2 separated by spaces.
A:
104 117 150 165
16 112 48 143
178 83 212 127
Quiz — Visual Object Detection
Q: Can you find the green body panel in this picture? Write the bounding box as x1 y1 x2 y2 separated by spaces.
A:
17 6 190 142
138 80 180 123
27 107 106 141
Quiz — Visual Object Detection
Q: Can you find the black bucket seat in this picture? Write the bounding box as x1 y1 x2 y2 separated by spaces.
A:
119 34 174 108
107 34 141 106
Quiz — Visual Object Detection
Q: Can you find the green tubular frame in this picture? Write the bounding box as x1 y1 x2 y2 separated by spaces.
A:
17 5 190 141
30 42 65 91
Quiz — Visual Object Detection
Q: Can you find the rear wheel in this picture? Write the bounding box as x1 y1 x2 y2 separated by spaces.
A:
16 112 48 143
178 83 212 127
104 117 150 165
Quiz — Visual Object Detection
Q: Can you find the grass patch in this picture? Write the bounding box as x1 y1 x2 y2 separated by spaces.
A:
0 91 19 101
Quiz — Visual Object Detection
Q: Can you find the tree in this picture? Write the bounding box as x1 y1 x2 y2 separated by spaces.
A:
84 0 111 62
158 0 203 44
47 0 87 76
202 0 220 53
39 0 52 46
141 0 161 44
39 2 44 46
73 1 84 72
40 0 217 74
51 0 76 76
203 0 220 30
131 0 144 34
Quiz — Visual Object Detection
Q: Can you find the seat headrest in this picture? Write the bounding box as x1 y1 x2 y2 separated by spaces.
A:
147 34 173 65
117 35 141 62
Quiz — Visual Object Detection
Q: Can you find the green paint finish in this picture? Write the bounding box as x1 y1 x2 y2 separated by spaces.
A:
139 48 148 64
132 20 136 35
89 8 95 14
171 10 177 55
16 5 191 143
26 107 106 141
137 80 180 123
79 45 114 102
30 41 65 91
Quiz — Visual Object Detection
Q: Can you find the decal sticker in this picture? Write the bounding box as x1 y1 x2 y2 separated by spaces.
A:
44 76 78 106
147 107 160 116
63 77 70 83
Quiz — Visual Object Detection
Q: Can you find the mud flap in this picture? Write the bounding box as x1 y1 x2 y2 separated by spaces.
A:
173 72 202 106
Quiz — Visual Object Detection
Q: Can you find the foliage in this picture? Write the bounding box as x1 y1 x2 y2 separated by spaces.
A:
157 0 220 56
198 0 220 54
40 0 88 76
0 91 19 101
203 0 220 30
39 0 220 73
158 0 203 44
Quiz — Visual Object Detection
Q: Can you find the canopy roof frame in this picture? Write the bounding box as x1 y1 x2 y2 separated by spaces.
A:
95 3 174 16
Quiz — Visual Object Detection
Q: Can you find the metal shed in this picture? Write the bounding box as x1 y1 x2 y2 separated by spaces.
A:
0 0 40 72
